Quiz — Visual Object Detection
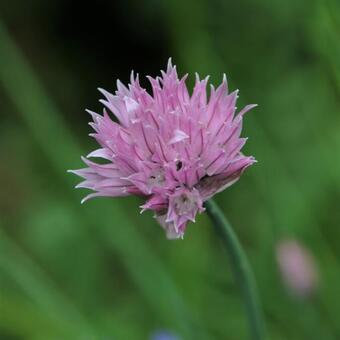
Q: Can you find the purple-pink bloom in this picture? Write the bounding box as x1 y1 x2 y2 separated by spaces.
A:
69 59 256 239
276 239 319 298
150 330 180 340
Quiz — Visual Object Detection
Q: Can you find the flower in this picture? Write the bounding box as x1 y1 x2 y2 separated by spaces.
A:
276 239 319 299
150 330 181 340
69 59 256 239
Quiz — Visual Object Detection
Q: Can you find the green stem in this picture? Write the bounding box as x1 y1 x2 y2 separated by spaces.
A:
205 199 266 340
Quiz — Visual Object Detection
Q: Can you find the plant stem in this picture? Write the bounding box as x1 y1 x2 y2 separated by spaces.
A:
205 199 266 340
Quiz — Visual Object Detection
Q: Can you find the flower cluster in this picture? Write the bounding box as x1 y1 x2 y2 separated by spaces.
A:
70 59 256 238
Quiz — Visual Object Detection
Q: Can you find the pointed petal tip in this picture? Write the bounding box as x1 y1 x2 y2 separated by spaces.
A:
166 57 177 73
81 156 92 166
139 205 147 214
98 99 108 105
168 129 189 145
98 87 115 100
86 151 95 158
68 169 82 178
116 79 127 91
80 194 95 204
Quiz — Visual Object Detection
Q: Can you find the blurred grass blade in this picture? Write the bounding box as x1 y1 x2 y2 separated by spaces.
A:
0 23 82 174
0 224 96 338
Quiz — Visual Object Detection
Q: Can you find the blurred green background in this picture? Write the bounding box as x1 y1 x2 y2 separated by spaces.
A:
1 0 340 339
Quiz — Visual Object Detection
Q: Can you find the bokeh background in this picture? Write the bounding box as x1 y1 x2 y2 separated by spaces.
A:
1 0 340 339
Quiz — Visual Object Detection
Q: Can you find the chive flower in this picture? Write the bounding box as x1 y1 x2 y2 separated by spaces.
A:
70 59 256 239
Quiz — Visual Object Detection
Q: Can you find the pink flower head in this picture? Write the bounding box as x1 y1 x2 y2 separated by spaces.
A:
276 239 319 299
69 59 256 239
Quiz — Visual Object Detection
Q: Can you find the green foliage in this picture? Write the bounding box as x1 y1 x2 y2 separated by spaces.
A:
0 1 339 339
